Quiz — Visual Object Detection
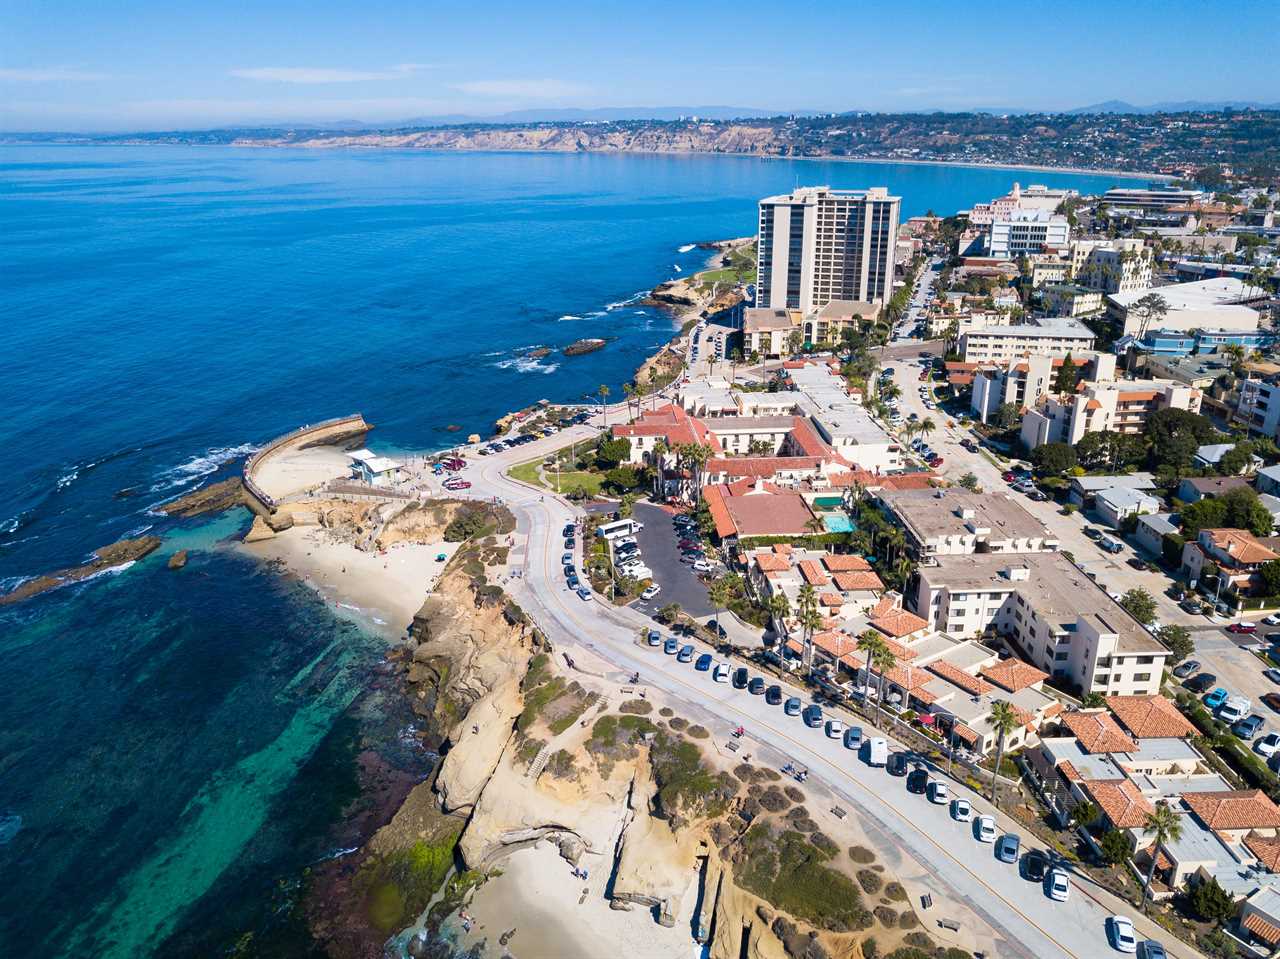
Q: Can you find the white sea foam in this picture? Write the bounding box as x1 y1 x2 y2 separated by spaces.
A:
77 560 136 585
56 469 79 491
558 314 583 321
151 443 259 492
605 290 647 310
1 513 24 536
677 243 696 253
493 356 559 376
372 616 387 625
123 524 154 538
336 601 361 612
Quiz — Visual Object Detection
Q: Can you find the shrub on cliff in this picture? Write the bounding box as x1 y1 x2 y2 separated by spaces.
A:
648 733 738 825
735 824 872 933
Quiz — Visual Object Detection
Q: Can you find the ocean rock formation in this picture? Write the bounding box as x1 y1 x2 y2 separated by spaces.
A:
167 550 188 570
157 477 246 517
0 536 161 605
243 516 276 542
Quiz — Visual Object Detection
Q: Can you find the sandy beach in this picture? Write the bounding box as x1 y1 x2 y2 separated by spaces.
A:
242 525 458 638
449 841 702 959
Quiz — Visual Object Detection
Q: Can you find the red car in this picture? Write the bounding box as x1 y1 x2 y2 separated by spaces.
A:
928 456 944 468
1263 693 1280 713
1002 471 1016 483
1226 622 1258 634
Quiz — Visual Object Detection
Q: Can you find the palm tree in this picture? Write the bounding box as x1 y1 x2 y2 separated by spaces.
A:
622 382 637 421
767 591 791 638
651 438 669 497
871 643 897 724
857 629 886 708
707 578 732 645
796 584 821 674
918 417 937 444
683 442 712 495
987 700 1020 809
1141 802 1184 912
730 348 743 383
805 515 827 540
598 384 610 428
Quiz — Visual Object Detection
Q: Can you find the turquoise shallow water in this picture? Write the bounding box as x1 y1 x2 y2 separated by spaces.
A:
0 146 1129 957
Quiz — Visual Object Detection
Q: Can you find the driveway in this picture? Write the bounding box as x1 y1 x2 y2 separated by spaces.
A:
628 502 714 617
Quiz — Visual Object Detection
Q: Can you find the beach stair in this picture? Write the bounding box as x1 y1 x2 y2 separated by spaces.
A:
526 743 554 780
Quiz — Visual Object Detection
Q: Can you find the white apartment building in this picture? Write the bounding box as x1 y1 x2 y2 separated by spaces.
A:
1041 284 1105 317
1020 378 1201 450
957 316 1096 363
1072 238 1153 294
878 488 1059 562
788 362 902 473
912 552 1170 697
1237 376 1280 439
1107 277 1263 336
1101 185 1206 209
756 186 901 312
968 183 1076 225
971 352 1117 423
987 209 1070 259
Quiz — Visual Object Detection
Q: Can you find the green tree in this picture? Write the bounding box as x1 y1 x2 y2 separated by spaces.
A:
598 384 611 427
596 436 632 470
707 578 733 644
988 700 1020 809
1099 829 1132 865
604 466 642 491
1128 292 1169 338
618 492 638 518
656 602 682 626
1069 801 1101 831
1119 587 1158 625
958 472 981 492
994 402 1022 430
1157 624 1194 664
1031 442 1077 476
1141 802 1183 911
1219 485 1275 536
871 642 898 727
1075 430 1147 472
1147 407 1219 471
1260 560 1280 597
796 584 821 675
1190 876 1237 925
767 592 791 634
1179 496 1228 539
1053 353 1079 394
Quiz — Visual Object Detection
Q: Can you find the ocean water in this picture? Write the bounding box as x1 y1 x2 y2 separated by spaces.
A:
0 146 1127 957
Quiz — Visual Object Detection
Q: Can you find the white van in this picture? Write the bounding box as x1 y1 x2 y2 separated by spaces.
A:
712 663 730 683
596 519 639 540
865 737 888 767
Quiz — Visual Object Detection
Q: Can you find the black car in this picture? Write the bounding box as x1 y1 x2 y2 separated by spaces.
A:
565 537 575 549
1083 527 1101 540
1022 849 1048 882
906 767 929 794
562 524 575 537
748 677 766 695
732 667 749 689
1172 660 1201 679
1184 673 1218 694
765 684 783 705
1127 557 1149 570
887 752 909 777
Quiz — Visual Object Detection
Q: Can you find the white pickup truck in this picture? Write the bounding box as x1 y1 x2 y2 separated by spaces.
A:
1219 697 1253 724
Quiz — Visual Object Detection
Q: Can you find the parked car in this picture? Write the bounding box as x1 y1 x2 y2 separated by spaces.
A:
646 629 662 647
1264 613 1280 626
732 667 749 689
1181 598 1205 613
1263 693 1280 713
1233 714 1265 739
1184 673 1217 694
677 645 695 663
906 767 929 794
1257 732 1280 757
887 752 909 777
765 684 783 705
663 638 679 655
1022 849 1048 882
1204 687 1230 709
802 705 824 728
783 697 802 716
951 798 972 822
843 726 863 750
640 584 661 600
695 653 713 672
1048 868 1071 902
825 719 844 738
927 780 950 805
1220 697 1253 724
1109 915 1138 953
1083 527 1102 540
1139 942 1166 959
577 587 593 602
995 833 1021 863
1265 668 1280 685
1172 660 1201 679
1099 538 1124 554
1227 622 1258 634
1126 557 1148 570
975 816 997 843
712 663 730 683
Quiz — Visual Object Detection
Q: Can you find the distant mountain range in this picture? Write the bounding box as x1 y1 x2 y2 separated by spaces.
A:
1064 99 1280 114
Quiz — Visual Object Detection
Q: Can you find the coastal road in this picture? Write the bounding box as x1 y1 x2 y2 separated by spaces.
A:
461 439 1205 959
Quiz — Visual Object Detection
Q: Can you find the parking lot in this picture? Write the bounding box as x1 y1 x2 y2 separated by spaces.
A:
626 502 714 617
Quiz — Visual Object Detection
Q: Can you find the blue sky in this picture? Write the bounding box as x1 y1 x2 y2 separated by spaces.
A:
3 0 1279 131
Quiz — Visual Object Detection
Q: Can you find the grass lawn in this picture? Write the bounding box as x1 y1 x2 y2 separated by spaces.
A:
506 458 605 496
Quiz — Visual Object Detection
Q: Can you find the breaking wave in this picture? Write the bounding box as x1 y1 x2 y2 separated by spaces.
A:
151 443 259 492
493 356 559 376
677 243 696 253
